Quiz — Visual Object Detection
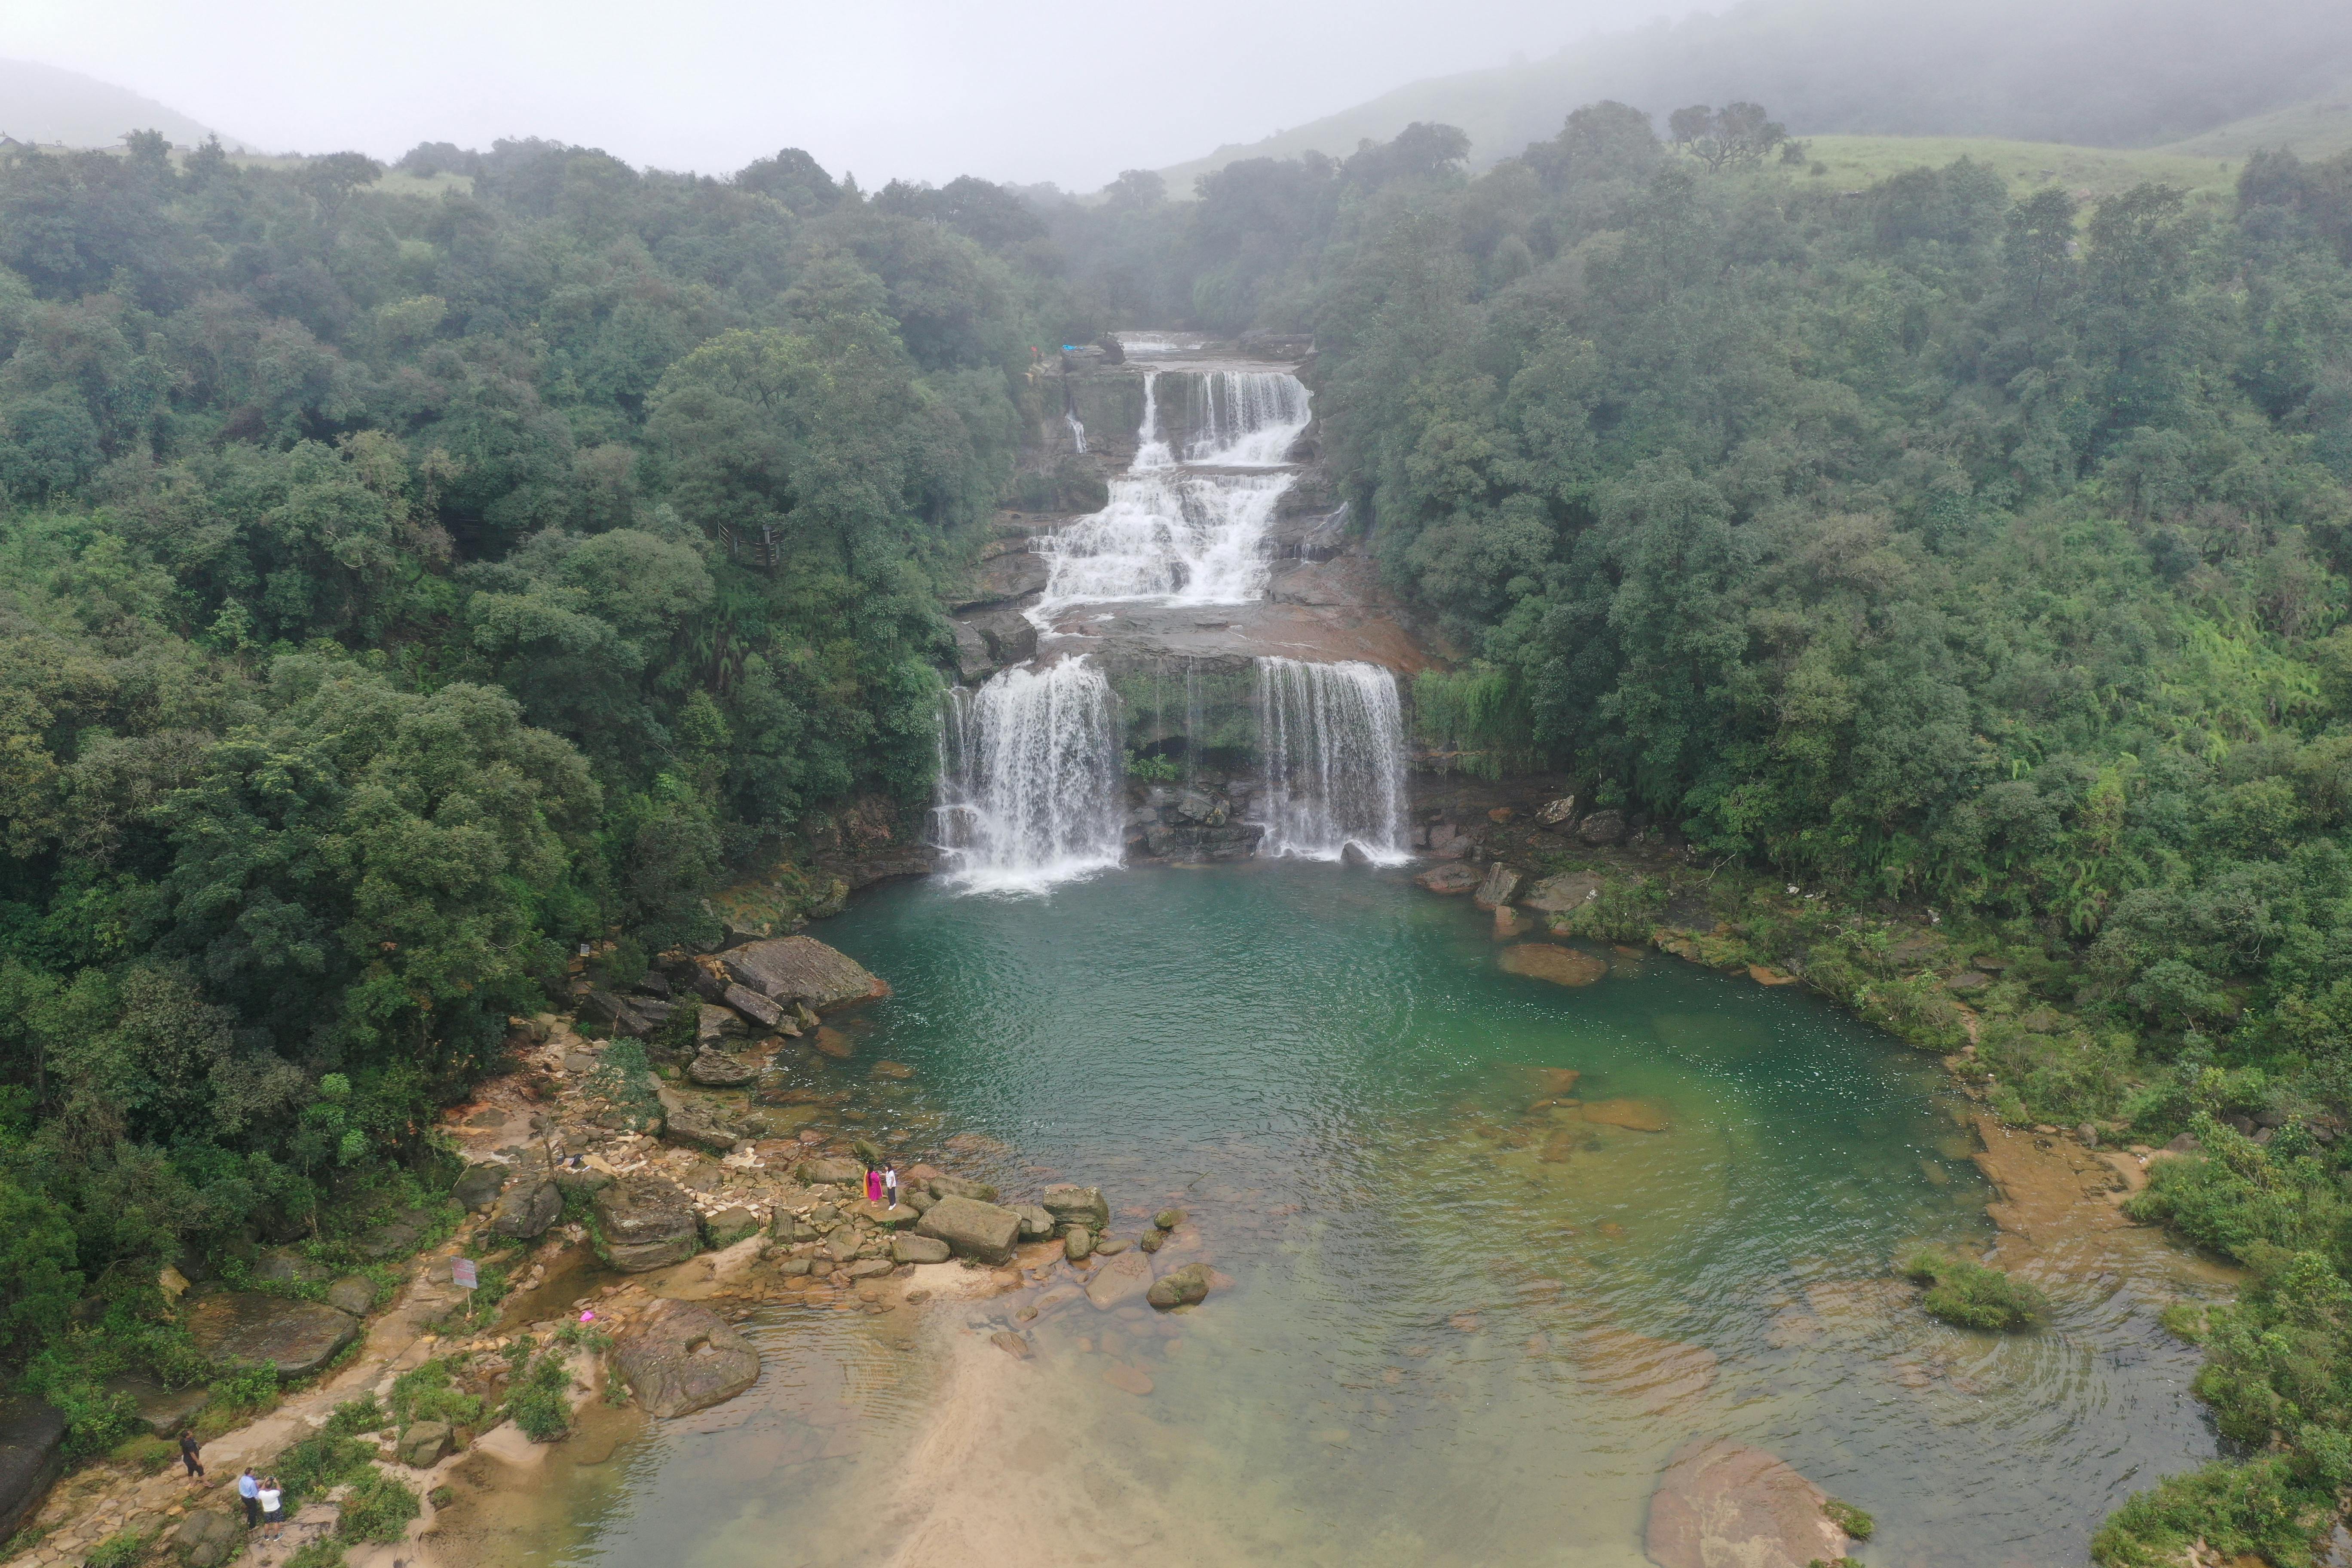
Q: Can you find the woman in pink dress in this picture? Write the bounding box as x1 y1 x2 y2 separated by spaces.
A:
865 1166 883 1205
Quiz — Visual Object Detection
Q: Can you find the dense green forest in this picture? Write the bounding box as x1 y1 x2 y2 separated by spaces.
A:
9 99 2352 1561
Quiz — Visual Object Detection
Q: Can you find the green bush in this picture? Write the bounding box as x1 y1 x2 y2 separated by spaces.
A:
282 1540 346 1568
388 1360 484 1431
273 1433 373 1506
2091 1455 2328 1567
83 1527 154 1568
2124 1117 2349 1259
1822 1499 1873 1539
507 1351 574 1442
322 1393 387 1436
335 1469 420 1544
1904 1252 2050 1330
1122 747 1180 782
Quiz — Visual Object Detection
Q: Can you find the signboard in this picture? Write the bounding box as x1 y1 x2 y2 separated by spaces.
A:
451 1258 479 1290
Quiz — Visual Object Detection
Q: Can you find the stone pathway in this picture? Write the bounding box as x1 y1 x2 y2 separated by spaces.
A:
3 1246 470 1568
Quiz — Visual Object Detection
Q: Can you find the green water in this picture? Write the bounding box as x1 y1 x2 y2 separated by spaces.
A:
487 864 2222 1567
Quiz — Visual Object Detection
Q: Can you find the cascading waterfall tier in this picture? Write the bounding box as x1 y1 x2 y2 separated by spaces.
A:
1254 656 1410 863
932 658 1123 891
1033 369 1312 614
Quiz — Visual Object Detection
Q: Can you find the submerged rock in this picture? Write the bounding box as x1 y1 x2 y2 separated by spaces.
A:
1522 871 1600 913
1643 1437 1848 1568
1416 862 1482 895
1147 1262 1214 1310
1085 1250 1155 1311
1572 1328 1718 1416
617 1300 762 1418
1498 944 1608 987
1582 1097 1672 1133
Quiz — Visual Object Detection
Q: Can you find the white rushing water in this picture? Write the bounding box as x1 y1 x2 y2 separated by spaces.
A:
1254 657 1410 863
1064 412 1087 454
932 659 1124 892
1033 370 1311 613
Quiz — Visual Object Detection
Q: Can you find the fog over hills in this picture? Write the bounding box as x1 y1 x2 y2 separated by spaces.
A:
0 58 233 150
1156 0 2352 191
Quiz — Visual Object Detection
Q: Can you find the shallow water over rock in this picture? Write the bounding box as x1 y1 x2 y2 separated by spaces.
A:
466 866 2226 1568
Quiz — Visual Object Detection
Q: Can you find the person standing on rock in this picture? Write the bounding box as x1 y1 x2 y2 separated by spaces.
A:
178 1430 204 1477
865 1164 883 1206
883 1165 900 1209
238 1468 260 1527
258 1476 283 1539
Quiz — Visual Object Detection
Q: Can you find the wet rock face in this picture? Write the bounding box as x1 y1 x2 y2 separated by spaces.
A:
183 1293 360 1378
592 1179 701 1272
1645 1439 1847 1568
617 1301 762 1419
0 1395 64 1540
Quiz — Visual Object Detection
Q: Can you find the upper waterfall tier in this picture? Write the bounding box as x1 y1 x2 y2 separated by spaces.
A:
1033 369 1311 615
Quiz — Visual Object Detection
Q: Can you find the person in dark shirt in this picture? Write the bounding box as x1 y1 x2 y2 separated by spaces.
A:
178 1431 204 1477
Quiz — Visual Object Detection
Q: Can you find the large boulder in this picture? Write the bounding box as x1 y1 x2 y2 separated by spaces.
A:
686 1050 758 1088
252 1246 331 1287
325 1277 376 1317
1011 1203 1056 1241
184 1293 360 1378
1577 808 1629 846
397 1421 453 1468
720 936 887 1012
1643 1438 1848 1568
582 988 656 1038
1524 872 1602 914
1041 1184 1109 1228
699 1207 764 1248
1472 864 1523 911
794 1156 868 1187
490 1177 560 1240
892 1234 950 1264
928 1175 998 1203
616 1300 762 1418
591 1179 701 1271
451 1164 507 1212
0 1396 63 1539
721 983 786 1031
101 1375 208 1437
662 1099 739 1153
170 1508 244 1568
915 1195 1023 1265
695 1003 742 1048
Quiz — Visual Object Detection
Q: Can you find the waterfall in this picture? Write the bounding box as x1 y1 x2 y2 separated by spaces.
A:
1033 368 1310 614
1182 372 1312 467
1254 657 1410 863
1065 412 1087 454
932 658 1123 891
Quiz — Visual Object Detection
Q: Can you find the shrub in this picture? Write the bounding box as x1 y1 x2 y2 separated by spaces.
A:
1822 1499 1874 1539
322 1393 387 1436
274 1433 373 1505
2090 1455 2327 1567
335 1469 420 1544
283 1541 346 1568
1904 1252 2050 1330
388 1360 483 1430
2124 1117 2349 1259
506 1351 574 1442
83 1527 155 1568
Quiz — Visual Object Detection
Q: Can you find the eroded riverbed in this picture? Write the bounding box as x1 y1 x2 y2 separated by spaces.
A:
452 863 2227 1568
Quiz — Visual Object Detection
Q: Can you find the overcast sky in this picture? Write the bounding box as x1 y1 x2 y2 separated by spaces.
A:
2 0 1676 190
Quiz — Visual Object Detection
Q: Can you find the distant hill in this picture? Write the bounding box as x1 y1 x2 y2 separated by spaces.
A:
0 58 233 151
1156 0 2352 193
2159 78 2352 162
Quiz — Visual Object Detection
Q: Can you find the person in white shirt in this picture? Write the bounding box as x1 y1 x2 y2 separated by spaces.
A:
258 1478 284 1538
883 1166 900 1209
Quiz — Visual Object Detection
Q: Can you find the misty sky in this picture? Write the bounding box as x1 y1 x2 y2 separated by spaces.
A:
4 0 1677 189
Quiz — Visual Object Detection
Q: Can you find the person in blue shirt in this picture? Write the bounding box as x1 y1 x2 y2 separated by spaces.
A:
237 1468 259 1527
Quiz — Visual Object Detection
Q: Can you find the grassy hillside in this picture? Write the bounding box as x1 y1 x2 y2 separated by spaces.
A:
1153 0 2352 194
1800 136 2245 209
2160 77 2352 160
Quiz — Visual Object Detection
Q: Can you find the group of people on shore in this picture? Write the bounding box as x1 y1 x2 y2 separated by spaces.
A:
179 1436 289 1541
863 1162 901 1207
